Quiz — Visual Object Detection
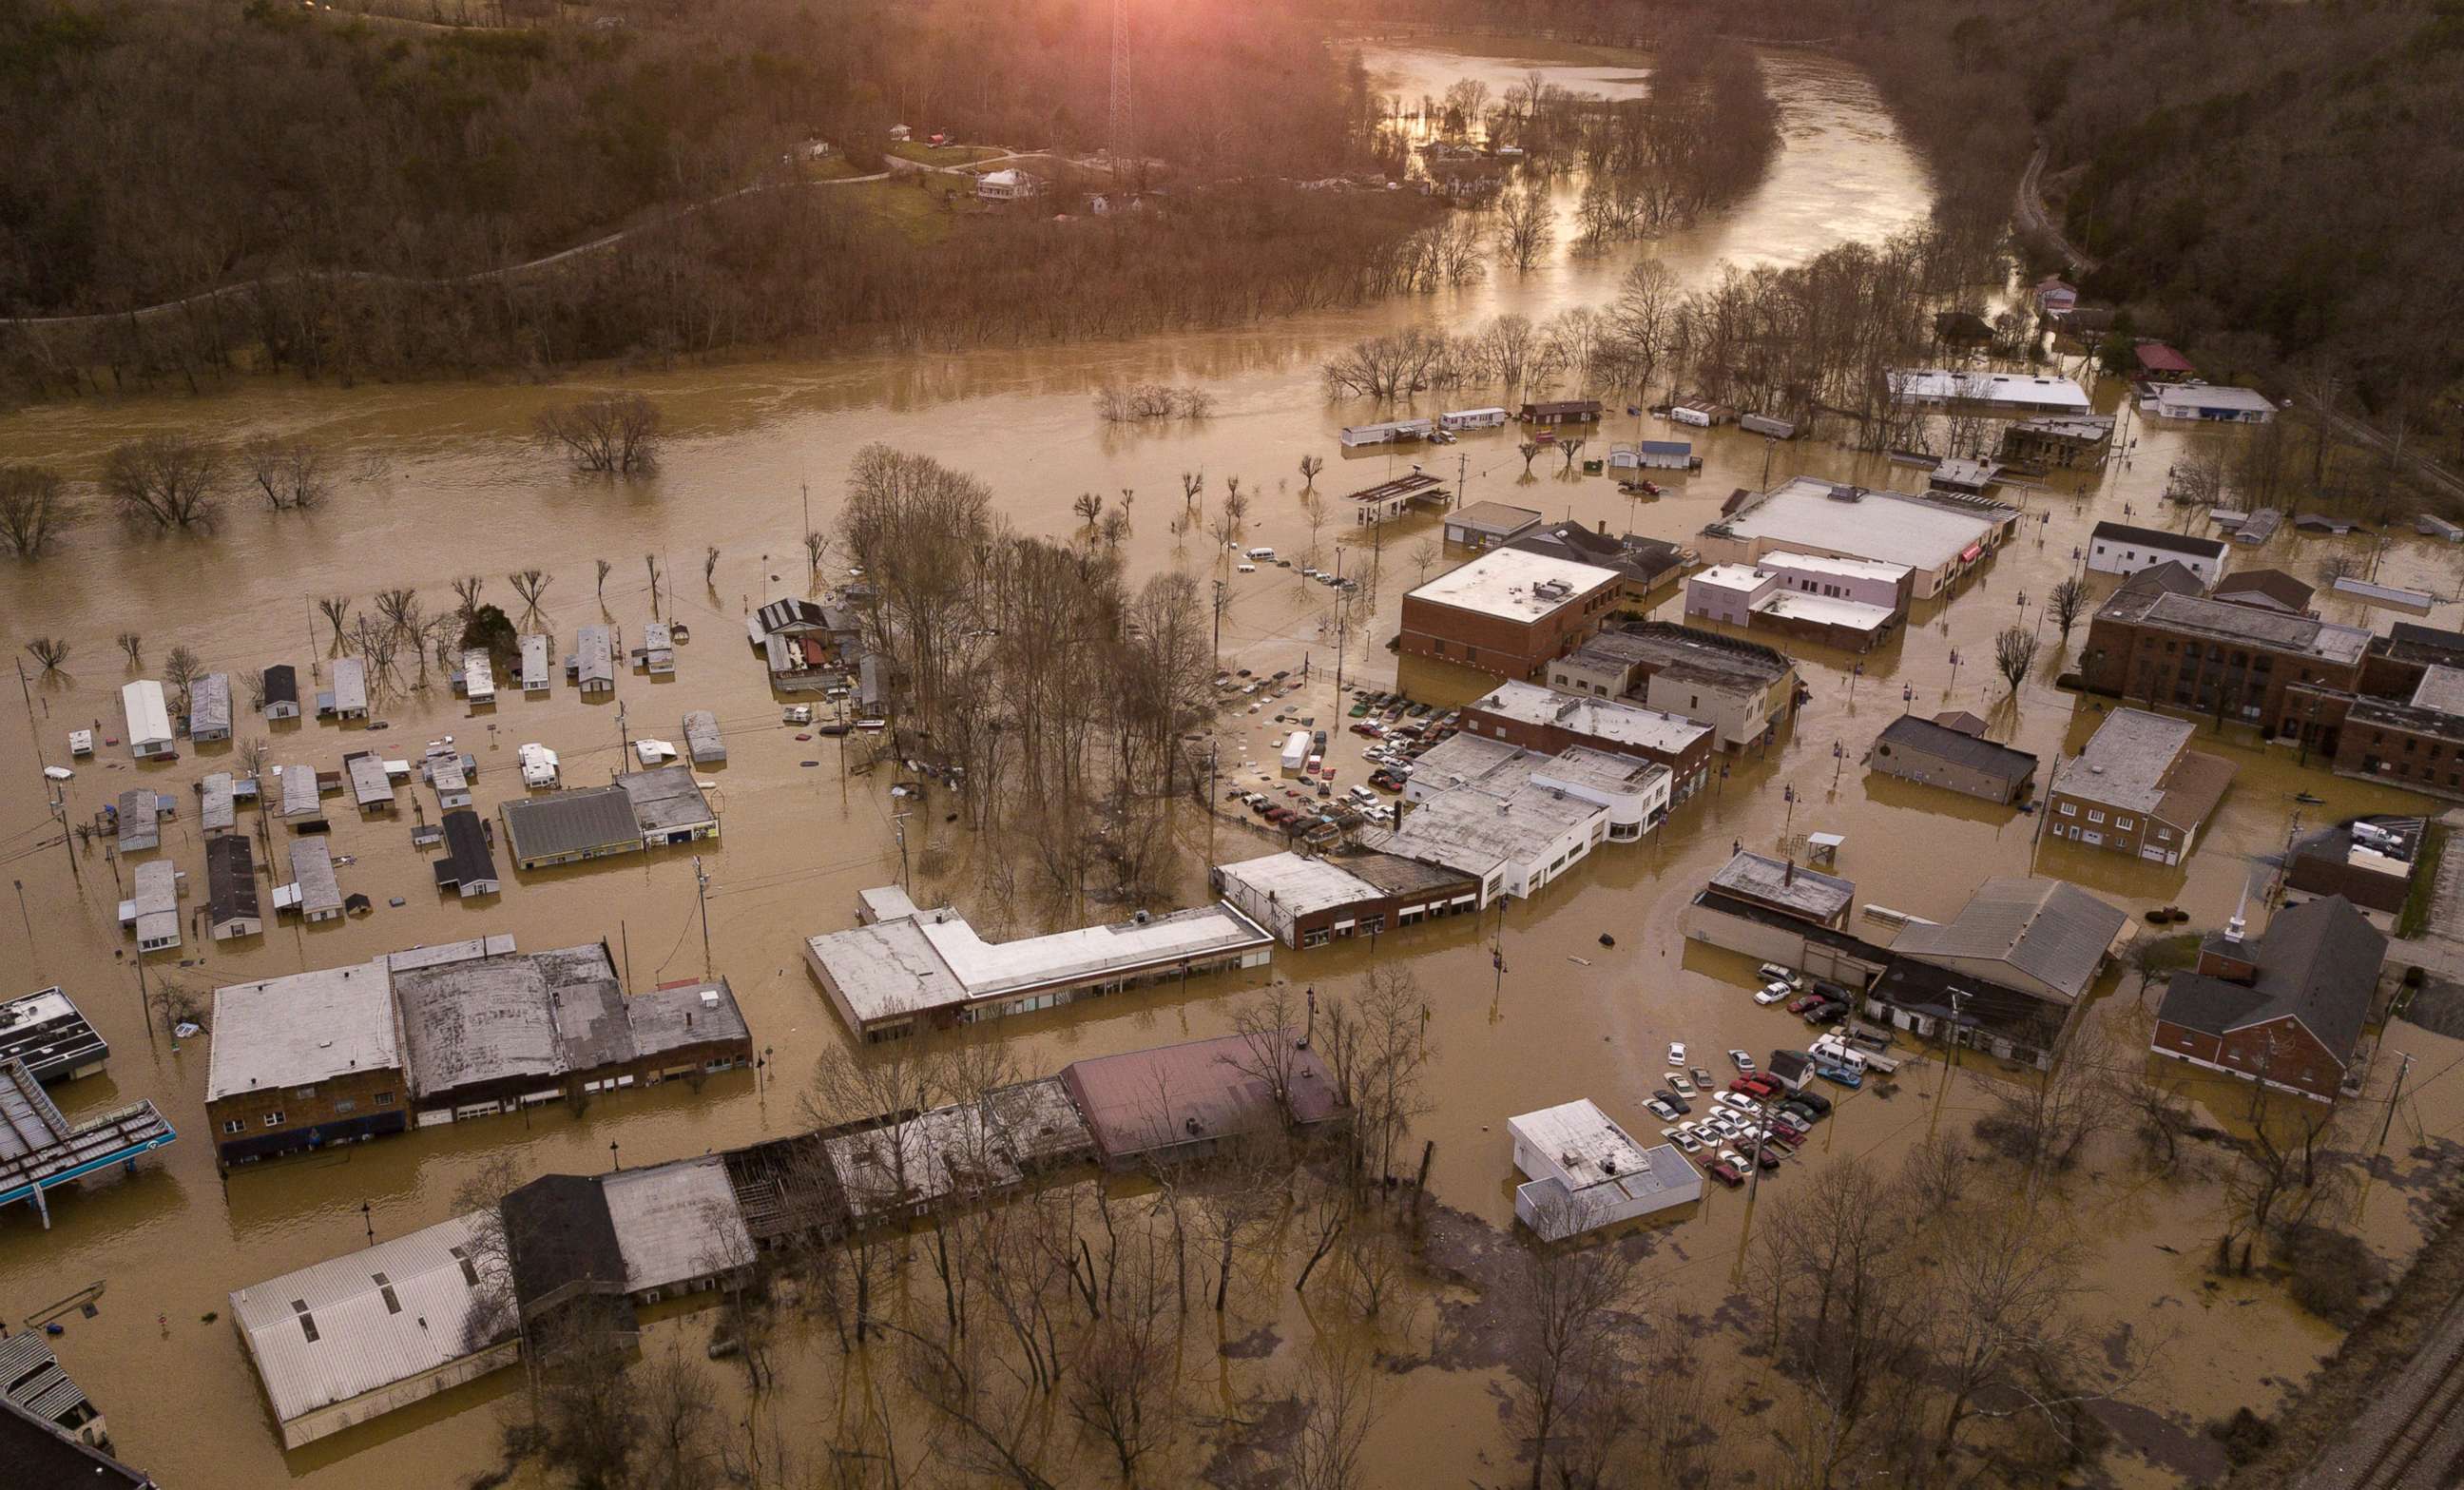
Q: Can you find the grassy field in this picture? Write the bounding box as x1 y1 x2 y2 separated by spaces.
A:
841 176 973 245
887 141 1005 166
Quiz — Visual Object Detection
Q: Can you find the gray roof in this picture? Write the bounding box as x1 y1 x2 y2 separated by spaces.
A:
2097 589 2370 665
1447 500 1544 537
116 787 160 852
433 809 497 890
189 671 232 734
627 978 749 1059
290 837 341 914
206 960 400 1101
262 664 298 706
2160 896 2384 1058
393 943 621 1099
683 709 725 763
617 765 716 836
601 1156 753 1292
2114 559 2206 600
1893 879 2128 1005
1875 714 2038 785
207 834 259 924
1337 851 1479 899
330 657 367 711
1579 623 1795 690
2051 708 2193 815
1708 850 1854 922
502 785 641 862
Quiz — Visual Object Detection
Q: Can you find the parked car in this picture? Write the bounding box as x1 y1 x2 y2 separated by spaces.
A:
1754 983 1792 1005
1715 1092 1761 1115
1758 962 1800 988
1729 1050 1757 1073
1644 1097 1680 1121
1813 979 1854 1003
1738 1075 1779 1099
1752 1148 1781 1171
1817 1064 1864 1090
1786 994 1825 1015
1691 1066 1715 1087
1792 1090 1833 1117
1803 1001 1848 1026
1761 1130 1800 1155
1652 1090 1692 1115
1707 1159 1746 1188
1666 1042 1686 1065
1661 1126 1701 1154
1669 1075 1696 1096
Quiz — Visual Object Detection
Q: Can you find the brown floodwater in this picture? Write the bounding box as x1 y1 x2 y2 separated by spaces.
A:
4 35 2463 1490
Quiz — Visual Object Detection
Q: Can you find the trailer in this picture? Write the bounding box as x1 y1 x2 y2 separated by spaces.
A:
1438 407 1510 431
1338 418 1434 448
1280 730 1310 777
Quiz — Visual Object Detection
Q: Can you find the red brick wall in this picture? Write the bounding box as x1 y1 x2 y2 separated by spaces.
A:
1399 576 1621 681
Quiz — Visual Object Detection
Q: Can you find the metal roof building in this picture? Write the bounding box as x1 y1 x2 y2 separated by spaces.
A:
288 837 343 921
188 671 232 742
229 1209 516 1449
461 649 495 705
126 860 179 952
345 750 395 812
1870 714 2039 804
1508 1098 1701 1240
115 786 162 853
1062 1030 1344 1170
207 834 262 940
0 1329 116 1457
278 761 324 822
520 633 552 692
121 680 173 758
573 625 616 694
0 987 109 1084
501 784 642 869
683 709 725 764
1891 878 2129 1007
0 1057 176 1228
200 770 236 831
206 961 403 1108
617 764 719 843
328 657 369 718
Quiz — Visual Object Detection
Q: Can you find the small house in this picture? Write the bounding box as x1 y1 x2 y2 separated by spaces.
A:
200 771 237 832
572 626 617 696
1519 398 1602 426
1507 1099 1700 1240
123 681 174 759
116 786 166 853
2150 382 2276 423
1438 407 1510 431
2086 522 2226 586
2153 897 2384 1102
344 750 395 814
327 658 369 720
634 622 676 675
278 763 327 830
520 634 552 694
125 860 180 953
207 835 261 941
2133 341 2195 382
683 709 725 765
518 743 561 789
432 810 500 900
461 650 495 706
286 838 343 922
423 743 472 811
188 672 233 743
1634 439 1695 471
262 664 300 721
975 168 1043 202
1741 413 1798 439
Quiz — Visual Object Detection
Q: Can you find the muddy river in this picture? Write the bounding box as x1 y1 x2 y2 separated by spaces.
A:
3 35 2462 1490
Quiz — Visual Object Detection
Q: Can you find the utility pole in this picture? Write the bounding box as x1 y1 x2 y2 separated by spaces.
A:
1211 579 1226 668
615 702 629 777
694 856 713 977
1333 546 1348 697
1456 450 1468 510
893 813 912 890
13 658 41 764
2377 1051 2415 1150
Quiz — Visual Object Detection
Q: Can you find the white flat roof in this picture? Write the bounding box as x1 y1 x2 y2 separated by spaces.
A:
1511 1098 1651 1190
2154 383 2276 414
207 959 399 1101
1754 590 1897 631
1761 550 1912 583
1473 680 1711 756
1407 548 1622 623
230 1210 502 1428
810 898 1272 1023
1891 368 2091 411
1214 853 1382 919
602 1156 753 1292
2414 666 2464 716
1692 563 1771 593
1712 478 2000 573
331 657 367 711
121 680 171 744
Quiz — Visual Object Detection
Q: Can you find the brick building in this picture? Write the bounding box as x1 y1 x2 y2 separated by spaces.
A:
1209 851 1481 948
206 962 409 1165
2334 667 2464 800
2078 589 2371 746
2152 897 2384 1102
1458 679 1716 796
1547 623 1800 752
2044 708 2236 866
1398 549 1625 682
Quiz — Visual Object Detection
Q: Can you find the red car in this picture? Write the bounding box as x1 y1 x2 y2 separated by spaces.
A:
1706 1159 1745 1188
1727 1078 1761 1096
1786 994 1825 1015
1739 1075 1779 1099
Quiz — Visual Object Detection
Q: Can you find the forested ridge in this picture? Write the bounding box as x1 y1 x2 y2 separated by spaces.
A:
1357 0 2464 439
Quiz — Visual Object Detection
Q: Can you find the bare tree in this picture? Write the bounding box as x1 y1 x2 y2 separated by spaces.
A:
1073 492 1105 527
1517 440 1543 475
703 544 720 589
104 433 224 530
595 557 613 604
241 435 332 511
2315 549 2365 586
803 531 831 589
0 464 66 556
1181 470 1203 509
316 595 351 654
1286 1342 1381 1490
1299 454 1325 491
645 553 664 617
1410 538 1438 583
1506 1197 1653 1490
116 631 143 668
1496 184 1556 272
535 393 664 474
509 569 551 619
1994 625 2039 694
2047 575 2090 640
24 637 68 675
163 645 202 714
1556 435 1587 472
450 574 485 620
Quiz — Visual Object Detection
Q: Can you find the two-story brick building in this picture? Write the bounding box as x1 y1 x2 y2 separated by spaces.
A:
2334 666 2464 800
1399 549 1625 683
2079 589 2371 747
2044 708 2237 866
2152 896 2384 1102
1458 679 1716 798
1547 623 1801 752
206 962 410 1164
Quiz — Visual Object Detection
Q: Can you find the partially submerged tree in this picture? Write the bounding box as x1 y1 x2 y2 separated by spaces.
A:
1497 184 1556 272
1995 625 2039 694
116 631 143 668
508 569 551 619
1299 454 1325 491
0 464 66 556
535 393 664 474
104 433 224 531
2048 575 2090 639
241 435 332 511
25 636 68 675
163 645 202 713
316 594 352 654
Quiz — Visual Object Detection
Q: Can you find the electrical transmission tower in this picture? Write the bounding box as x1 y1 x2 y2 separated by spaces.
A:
1108 0 1131 164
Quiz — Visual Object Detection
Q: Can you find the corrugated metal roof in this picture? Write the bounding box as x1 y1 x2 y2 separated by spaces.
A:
1892 879 2128 1005
230 1210 505 1426
501 785 640 863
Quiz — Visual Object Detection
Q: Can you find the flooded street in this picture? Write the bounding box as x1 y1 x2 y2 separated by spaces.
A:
3 35 2462 1490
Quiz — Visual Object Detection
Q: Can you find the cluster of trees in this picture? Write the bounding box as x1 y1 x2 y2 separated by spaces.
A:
0 0 1426 396
1326 220 1995 441
486 977 1448 1489
840 445 1217 914
1091 384 1215 423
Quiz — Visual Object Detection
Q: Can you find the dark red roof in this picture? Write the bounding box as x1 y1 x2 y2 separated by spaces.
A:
2135 341 2194 374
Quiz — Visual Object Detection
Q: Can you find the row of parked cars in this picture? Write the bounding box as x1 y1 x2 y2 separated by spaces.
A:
1751 961 1856 1025
1643 1041 1847 1189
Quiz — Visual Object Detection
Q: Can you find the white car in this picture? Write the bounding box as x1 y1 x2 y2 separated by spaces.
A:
1645 1097 1680 1121
1667 1042 1686 1066
1669 1075 1697 1096
1729 1049 1757 1073
1759 962 1801 988
1754 983 1792 1005
1716 1092 1761 1115
1661 1127 1702 1153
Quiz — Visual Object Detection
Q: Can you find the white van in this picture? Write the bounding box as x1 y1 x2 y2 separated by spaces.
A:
1810 1036 1868 1073
1246 546 1276 561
